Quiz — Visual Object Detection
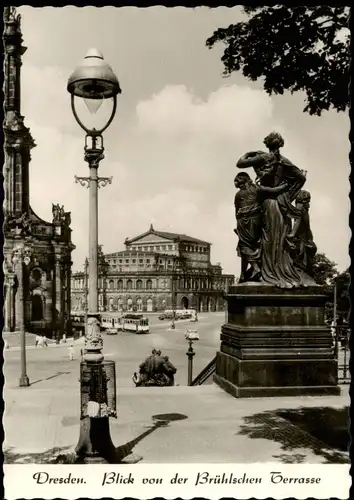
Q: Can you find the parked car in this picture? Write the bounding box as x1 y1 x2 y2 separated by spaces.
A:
159 313 176 320
106 328 118 335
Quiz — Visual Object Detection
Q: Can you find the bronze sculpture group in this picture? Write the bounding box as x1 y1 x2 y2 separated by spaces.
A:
235 132 317 288
133 349 177 387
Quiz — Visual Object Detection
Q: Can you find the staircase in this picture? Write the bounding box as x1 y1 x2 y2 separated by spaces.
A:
191 356 216 386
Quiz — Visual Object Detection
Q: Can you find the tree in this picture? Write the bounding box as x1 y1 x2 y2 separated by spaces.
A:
332 268 350 323
310 253 350 323
206 6 350 115
312 252 338 288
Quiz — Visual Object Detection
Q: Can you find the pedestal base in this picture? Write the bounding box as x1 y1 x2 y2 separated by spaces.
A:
214 352 340 398
215 284 340 398
19 375 30 387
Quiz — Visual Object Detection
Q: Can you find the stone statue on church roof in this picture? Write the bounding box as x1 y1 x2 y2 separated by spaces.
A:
52 203 66 224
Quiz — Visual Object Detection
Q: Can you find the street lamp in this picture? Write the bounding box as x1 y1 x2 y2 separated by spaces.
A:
68 48 121 462
185 329 199 386
12 241 32 387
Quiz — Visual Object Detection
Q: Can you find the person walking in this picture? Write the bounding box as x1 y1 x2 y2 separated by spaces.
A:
35 334 41 347
69 343 74 361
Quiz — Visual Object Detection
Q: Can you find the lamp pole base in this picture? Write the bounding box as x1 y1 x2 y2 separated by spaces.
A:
75 416 119 463
19 375 30 387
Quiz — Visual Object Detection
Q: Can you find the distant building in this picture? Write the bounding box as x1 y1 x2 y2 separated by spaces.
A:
3 7 75 339
71 224 234 313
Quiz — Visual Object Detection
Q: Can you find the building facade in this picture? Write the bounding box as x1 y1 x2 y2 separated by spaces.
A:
71 225 234 313
3 7 75 339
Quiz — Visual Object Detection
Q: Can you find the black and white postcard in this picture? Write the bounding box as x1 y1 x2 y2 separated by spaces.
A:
2 5 350 499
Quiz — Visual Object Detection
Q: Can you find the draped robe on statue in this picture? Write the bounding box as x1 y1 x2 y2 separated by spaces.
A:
237 152 316 288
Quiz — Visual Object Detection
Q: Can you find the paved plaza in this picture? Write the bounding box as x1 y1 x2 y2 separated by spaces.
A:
3 313 349 464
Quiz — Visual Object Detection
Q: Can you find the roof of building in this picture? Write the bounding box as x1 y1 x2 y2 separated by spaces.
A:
105 252 155 258
125 224 211 245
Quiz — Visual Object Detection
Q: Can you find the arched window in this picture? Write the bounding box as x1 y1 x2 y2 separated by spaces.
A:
146 298 153 312
137 298 143 311
118 279 123 290
109 280 114 290
146 279 152 290
118 298 123 311
136 279 142 290
127 279 133 290
127 298 133 311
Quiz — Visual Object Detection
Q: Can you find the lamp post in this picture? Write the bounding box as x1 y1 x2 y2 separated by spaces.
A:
185 329 199 386
67 48 121 462
84 257 89 313
171 268 176 330
12 241 32 387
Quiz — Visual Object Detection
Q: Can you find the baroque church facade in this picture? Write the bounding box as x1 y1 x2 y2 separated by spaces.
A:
71 225 234 313
3 7 75 339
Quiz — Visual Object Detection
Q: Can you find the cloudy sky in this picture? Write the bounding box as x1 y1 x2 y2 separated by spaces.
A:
18 6 350 275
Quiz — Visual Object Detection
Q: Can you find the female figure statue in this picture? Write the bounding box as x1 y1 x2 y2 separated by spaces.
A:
236 132 316 288
234 171 288 283
288 190 317 276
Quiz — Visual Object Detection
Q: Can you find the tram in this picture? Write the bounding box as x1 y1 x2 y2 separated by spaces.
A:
101 315 123 333
71 313 86 336
122 314 150 334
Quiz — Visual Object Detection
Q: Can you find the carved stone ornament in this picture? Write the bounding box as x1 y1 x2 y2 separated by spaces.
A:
6 212 32 237
12 243 31 265
85 316 103 351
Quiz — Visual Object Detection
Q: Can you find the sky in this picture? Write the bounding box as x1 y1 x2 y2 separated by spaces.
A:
18 6 350 275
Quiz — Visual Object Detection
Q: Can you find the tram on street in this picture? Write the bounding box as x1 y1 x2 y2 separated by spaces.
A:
71 313 86 336
122 313 150 334
101 315 123 334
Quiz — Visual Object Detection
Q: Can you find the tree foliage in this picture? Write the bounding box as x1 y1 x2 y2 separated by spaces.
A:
311 253 350 322
206 6 350 115
312 252 338 288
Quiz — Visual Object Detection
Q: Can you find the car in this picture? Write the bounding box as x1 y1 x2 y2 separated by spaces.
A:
158 314 166 320
106 328 118 335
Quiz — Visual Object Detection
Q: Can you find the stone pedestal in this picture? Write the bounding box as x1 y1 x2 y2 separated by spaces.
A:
214 284 340 398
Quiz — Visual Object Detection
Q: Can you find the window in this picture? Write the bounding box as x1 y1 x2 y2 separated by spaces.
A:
136 279 142 290
127 280 133 290
119 259 122 263
113 260 116 264
149 246 153 251
109 280 114 290
168 245 172 250
168 260 171 264
146 259 150 264
162 245 166 250
125 259 129 263
132 259 136 263
144 246 148 251
156 246 160 251
139 259 143 263
146 279 152 290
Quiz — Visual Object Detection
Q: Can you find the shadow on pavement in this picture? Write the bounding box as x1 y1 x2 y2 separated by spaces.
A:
238 406 349 464
4 446 73 464
114 413 188 462
30 371 71 385
49 413 188 464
